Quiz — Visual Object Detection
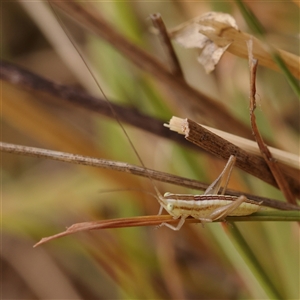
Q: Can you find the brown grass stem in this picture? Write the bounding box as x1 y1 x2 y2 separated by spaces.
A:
1 141 299 211
150 13 184 78
33 211 300 247
166 117 300 198
0 60 195 150
247 41 297 205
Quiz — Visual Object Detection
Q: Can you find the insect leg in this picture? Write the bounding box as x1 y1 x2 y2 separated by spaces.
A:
205 195 247 221
204 155 236 195
158 205 164 215
157 216 187 231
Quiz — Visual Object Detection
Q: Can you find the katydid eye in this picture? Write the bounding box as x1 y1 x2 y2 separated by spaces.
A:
167 203 174 211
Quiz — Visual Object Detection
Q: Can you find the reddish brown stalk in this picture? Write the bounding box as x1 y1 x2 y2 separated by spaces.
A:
33 215 174 247
150 13 184 78
33 211 300 247
247 41 298 205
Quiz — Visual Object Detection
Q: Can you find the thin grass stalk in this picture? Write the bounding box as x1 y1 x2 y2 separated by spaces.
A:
227 223 283 299
2 141 299 211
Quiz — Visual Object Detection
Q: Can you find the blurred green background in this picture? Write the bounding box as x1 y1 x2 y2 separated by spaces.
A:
2 1 299 299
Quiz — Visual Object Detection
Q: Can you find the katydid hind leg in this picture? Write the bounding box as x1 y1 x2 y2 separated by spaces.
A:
204 155 236 195
220 155 236 195
207 195 247 221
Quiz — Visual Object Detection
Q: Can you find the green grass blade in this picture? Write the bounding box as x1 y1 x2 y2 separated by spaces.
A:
235 0 265 37
227 223 284 299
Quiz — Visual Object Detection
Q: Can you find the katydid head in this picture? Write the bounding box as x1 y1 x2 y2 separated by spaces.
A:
149 186 176 215
155 191 178 216
166 203 174 212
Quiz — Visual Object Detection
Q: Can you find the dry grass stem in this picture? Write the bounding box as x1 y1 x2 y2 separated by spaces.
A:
2 141 299 211
33 211 300 247
0 61 195 150
0 141 208 191
150 13 184 78
165 117 300 198
247 41 297 205
199 125 299 171
169 13 300 78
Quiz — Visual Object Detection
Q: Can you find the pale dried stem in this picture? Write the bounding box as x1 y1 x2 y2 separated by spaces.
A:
200 125 299 171
2 142 299 211
169 18 300 79
166 117 300 199
224 28 300 79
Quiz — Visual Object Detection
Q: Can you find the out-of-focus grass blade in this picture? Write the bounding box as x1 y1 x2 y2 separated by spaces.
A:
227 223 283 299
236 0 300 97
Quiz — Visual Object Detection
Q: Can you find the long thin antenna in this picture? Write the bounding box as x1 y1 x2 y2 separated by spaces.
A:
48 2 163 197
